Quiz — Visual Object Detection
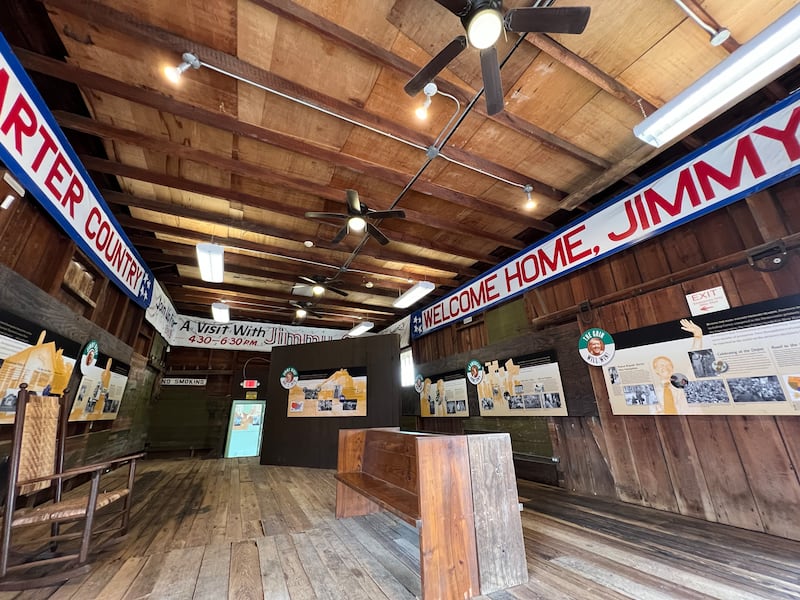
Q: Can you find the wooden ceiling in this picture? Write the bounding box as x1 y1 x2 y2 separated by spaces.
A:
2 0 799 331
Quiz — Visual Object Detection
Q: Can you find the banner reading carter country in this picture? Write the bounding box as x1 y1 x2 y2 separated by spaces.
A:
0 35 153 308
412 88 800 339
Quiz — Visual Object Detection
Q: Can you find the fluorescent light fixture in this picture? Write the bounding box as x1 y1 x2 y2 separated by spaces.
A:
393 280 435 308
634 5 800 147
1 195 14 210
467 6 503 49
347 321 374 337
196 242 225 283
211 302 229 323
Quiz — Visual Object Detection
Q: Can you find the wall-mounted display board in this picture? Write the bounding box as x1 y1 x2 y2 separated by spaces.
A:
69 349 130 422
0 311 79 423
476 353 568 417
286 367 367 417
419 372 469 417
604 294 800 416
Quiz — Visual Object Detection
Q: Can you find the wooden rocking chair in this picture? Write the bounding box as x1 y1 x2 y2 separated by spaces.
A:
0 384 144 590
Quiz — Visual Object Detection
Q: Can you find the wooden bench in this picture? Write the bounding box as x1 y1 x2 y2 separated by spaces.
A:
335 427 527 600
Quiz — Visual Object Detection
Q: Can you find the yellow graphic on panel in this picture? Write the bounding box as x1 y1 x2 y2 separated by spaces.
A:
0 331 74 423
287 368 367 417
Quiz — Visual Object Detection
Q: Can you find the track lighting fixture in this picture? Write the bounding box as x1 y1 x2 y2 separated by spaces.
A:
1 171 24 210
164 52 201 83
211 302 230 323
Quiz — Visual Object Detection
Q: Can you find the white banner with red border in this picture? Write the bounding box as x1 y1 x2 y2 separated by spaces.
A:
411 88 800 339
0 34 153 308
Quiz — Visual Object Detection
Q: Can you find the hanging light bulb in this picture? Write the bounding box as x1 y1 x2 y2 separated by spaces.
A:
164 52 200 83
523 184 536 210
415 82 438 119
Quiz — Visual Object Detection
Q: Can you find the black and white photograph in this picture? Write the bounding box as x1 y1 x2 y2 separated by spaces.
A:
728 376 787 403
318 399 332 411
341 400 358 411
508 395 525 409
685 380 729 404
455 400 466 413
523 394 541 409
688 349 717 378
446 400 456 414
670 373 689 388
480 397 494 411
543 392 562 408
623 384 657 406
608 366 620 384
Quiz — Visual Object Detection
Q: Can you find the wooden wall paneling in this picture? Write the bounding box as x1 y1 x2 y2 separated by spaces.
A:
632 238 672 282
687 416 764 532
653 417 716 520
547 420 567 487
0 199 39 267
746 190 791 240
693 209 746 261
44 236 74 296
771 180 800 230
586 306 643 503
583 416 616 497
766 255 800 299
548 275 577 312
726 201 767 249
776 418 800 497
18 221 71 290
606 248 643 292
726 416 800 540
658 225 704 272
728 264 781 305
567 259 617 305
559 418 596 494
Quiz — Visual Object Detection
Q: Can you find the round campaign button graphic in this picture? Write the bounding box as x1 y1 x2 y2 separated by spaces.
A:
280 367 299 389
413 373 425 394
81 340 99 375
466 360 484 385
578 328 615 366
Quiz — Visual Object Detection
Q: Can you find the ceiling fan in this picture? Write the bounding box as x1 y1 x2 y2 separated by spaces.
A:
297 275 348 297
305 189 406 246
404 1 591 115
290 300 322 324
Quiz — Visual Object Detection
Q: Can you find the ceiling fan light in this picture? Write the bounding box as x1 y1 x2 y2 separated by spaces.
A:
349 216 367 232
296 308 307 319
311 284 326 295
467 8 504 49
211 302 230 323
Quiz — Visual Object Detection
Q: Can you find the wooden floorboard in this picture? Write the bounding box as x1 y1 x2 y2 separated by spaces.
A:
4 457 799 599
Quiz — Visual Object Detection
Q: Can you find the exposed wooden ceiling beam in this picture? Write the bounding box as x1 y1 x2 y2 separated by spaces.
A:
55 110 533 249
249 0 612 171
17 48 555 230
38 0 568 204
82 155 497 265
113 212 474 282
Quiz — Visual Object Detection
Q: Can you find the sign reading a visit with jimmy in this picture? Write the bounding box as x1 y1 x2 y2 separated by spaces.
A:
579 328 615 366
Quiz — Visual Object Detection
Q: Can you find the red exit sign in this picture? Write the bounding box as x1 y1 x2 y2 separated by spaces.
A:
241 379 260 389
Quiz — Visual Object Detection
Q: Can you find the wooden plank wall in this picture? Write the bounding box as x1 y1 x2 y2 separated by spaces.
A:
412 180 800 540
0 196 160 465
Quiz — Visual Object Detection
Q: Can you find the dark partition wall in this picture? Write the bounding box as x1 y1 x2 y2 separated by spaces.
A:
260 334 400 469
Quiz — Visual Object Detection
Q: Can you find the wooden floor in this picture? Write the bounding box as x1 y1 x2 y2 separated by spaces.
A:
3 457 800 599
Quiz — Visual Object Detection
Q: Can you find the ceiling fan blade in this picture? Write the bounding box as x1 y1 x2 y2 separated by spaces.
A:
367 209 406 220
366 222 390 246
505 6 591 34
326 285 349 297
331 225 348 244
404 36 467 96
298 276 317 286
345 189 362 215
480 46 504 116
305 211 348 220
433 0 471 16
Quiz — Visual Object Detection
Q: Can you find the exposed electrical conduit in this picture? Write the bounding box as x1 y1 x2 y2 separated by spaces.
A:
198 61 528 190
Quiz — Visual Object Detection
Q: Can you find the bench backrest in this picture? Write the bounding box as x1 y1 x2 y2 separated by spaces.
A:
361 429 419 495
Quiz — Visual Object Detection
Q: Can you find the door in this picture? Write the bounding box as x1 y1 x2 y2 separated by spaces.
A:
224 400 266 458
